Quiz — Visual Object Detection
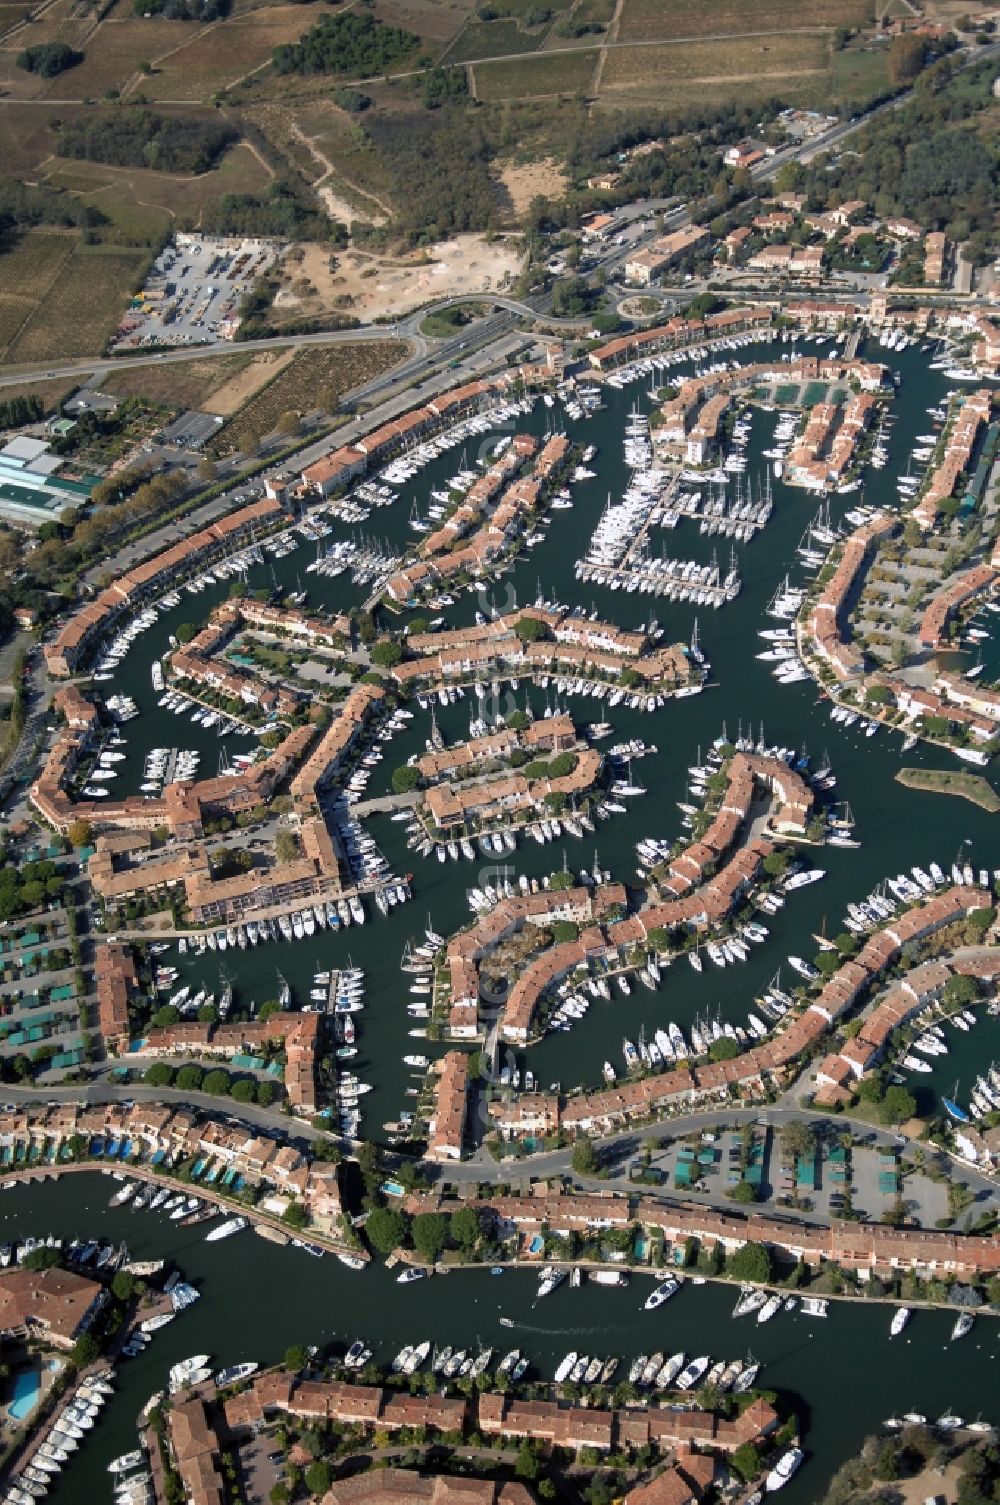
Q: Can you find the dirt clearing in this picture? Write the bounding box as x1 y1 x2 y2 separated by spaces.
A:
272 234 525 324
495 157 569 218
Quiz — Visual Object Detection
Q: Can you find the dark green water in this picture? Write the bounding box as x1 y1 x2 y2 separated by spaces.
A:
8 1174 1000 1505
32 337 1000 1499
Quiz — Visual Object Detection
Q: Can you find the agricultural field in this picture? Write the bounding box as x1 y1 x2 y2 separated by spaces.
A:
141 5 344 101
574 0 615 21
442 16 548 63
208 340 408 456
0 375 78 414
0 240 151 364
42 141 274 236
0 4 30 37
617 0 874 39
371 0 475 43
100 350 299 416
599 33 830 103
474 48 599 99
6 0 98 49
0 232 76 304
830 43 890 107
32 17 184 99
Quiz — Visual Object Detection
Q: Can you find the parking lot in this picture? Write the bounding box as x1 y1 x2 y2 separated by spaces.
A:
111 233 285 353
639 1127 963 1230
236 1430 284 1505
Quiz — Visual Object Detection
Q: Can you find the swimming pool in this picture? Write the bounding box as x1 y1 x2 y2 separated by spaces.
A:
528 1235 544 1255
380 1180 405 1198
8 1368 39 1422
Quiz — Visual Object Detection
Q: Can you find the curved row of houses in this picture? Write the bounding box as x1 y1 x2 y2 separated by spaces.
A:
432 880 986 1155
438 751 813 1058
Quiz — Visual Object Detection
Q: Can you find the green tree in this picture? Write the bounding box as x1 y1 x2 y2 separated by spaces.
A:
282 1201 308 1230
370 641 403 668
202 1069 231 1096
513 616 549 644
943 973 978 1008
729 1242 773 1283
144 1063 174 1088
729 1179 757 1204
71 1332 100 1366
21 1247 63 1272
175 1064 204 1092
275 830 299 864
571 1135 598 1176
304 1460 330 1495
111 1270 137 1301
67 819 93 848
881 1085 916 1124
366 1206 406 1254
451 1206 480 1253
731 1442 762 1482
284 1344 308 1371
514 1442 540 1481
231 1079 256 1104
392 765 421 794
411 1211 449 1264
782 1120 817 1161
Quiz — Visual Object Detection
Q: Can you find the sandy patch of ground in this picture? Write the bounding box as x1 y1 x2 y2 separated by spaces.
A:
496 156 569 218
202 350 297 416
273 233 525 323
895 1454 965 1505
316 182 387 230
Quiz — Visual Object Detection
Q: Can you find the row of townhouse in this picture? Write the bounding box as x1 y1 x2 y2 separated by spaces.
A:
971 314 1000 377
911 388 993 530
167 1397 225 1505
803 512 897 680
588 307 774 372
44 499 284 678
447 752 808 1050
797 886 986 1102
222 1367 778 1458
554 885 983 1135
917 562 999 650
623 224 711 286
392 631 692 695
747 243 825 277
300 376 515 498
445 883 626 1036
128 991 321 1113
289 682 386 811
94 943 137 1055
631 1194 1000 1278
0 1100 341 1222
891 678 1000 745
169 647 301 719
422 747 602 835
31 699 317 837
405 1181 1000 1280
87 812 341 932
385 437 570 604
786 391 877 491
416 713 577 782
426 1050 469 1160
419 436 533 556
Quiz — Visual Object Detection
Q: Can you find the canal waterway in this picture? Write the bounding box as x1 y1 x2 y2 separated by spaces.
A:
6 1173 1000 1505
31 337 1000 1499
